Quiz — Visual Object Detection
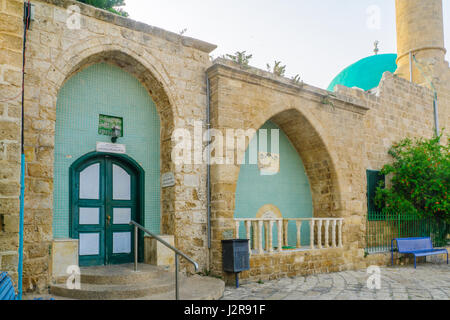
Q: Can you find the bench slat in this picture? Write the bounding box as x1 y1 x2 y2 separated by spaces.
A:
0 284 14 300
414 250 448 257
0 280 13 295
0 272 16 300
396 237 433 252
2 290 14 301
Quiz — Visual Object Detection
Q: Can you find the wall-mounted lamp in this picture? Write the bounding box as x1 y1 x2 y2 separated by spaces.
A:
111 126 121 143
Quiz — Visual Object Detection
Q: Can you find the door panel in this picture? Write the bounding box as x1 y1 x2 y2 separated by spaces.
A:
113 208 132 225
112 232 132 254
79 207 100 225
112 164 131 200
79 232 101 256
79 163 100 200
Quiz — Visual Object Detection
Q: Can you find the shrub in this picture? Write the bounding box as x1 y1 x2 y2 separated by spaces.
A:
375 134 449 224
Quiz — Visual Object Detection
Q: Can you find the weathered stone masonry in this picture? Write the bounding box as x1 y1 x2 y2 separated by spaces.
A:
0 0 449 291
0 0 24 286
1 0 216 292
206 58 449 282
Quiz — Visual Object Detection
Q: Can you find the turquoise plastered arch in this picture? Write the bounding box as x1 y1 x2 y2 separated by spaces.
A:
53 63 161 238
327 54 397 92
235 121 313 246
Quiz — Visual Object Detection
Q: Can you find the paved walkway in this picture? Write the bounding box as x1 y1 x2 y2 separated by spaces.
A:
222 262 450 300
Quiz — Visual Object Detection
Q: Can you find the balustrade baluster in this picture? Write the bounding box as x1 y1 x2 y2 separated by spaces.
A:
332 220 337 248
268 221 274 253
245 221 252 255
317 220 323 249
252 221 259 254
264 221 269 251
283 220 289 247
296 221 302 248
258 221 264 254
277 220 283 252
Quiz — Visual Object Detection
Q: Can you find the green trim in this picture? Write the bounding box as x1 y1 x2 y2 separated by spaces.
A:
70 152 145 266
366 169 385 219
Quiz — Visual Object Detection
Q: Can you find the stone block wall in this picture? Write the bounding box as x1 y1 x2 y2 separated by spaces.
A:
0 0 449 293
207 58 449 281
0 0 24 286
0 0 216 292
207 60 371 277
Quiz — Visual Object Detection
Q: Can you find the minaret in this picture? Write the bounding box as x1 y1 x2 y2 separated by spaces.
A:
395 0 447 85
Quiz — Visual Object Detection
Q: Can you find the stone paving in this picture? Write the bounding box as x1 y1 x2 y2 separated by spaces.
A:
221 262 450 300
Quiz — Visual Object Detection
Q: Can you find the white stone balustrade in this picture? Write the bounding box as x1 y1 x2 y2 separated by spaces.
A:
234 218 344 255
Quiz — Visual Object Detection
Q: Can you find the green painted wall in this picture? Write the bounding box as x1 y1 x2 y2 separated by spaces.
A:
53 63 161 238
235 121 313 246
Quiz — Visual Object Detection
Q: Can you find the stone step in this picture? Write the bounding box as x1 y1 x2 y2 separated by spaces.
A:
79 263 166 285
53 264 168 285
49 275 225 300
136 275 225 300
49 263 225 300
50 275 176 300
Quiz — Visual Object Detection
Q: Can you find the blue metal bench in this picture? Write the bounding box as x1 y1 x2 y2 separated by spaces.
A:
0 272 17 300
391 237 449 268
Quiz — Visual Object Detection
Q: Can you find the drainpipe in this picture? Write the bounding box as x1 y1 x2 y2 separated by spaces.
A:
409 51 413 82
412 54 440 138
206 75 212 251
433 93 440 138
18 1 32 300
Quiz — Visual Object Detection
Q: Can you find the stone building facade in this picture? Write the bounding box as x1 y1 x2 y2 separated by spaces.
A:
0 0 448 293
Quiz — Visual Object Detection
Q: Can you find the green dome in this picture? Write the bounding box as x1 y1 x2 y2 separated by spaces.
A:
327 54 397 91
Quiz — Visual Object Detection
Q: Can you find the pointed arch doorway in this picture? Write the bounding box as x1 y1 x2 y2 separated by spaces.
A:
70 152 145 267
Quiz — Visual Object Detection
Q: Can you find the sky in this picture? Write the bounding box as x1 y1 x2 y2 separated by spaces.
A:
124 0 450 90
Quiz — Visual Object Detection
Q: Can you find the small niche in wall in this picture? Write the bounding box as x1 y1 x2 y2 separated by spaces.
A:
0 214 4 232
98 114 124 137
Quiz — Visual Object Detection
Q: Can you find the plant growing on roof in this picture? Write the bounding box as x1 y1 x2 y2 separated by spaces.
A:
291 74 302 85
320 93 335 109
225 51 253 68
77 0 128 17
266 60 286 77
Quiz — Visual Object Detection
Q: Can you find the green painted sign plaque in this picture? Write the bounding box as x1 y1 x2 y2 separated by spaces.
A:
98 114 123 137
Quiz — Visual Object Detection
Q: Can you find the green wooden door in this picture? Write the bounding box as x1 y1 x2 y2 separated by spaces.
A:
72 155 139 266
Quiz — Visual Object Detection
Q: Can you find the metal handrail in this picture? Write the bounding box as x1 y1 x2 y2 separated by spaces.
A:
129 221 198 300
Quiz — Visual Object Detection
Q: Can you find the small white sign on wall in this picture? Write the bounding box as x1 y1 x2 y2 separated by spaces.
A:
161 172 176 188
258 152 280 176
96 142 126 154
